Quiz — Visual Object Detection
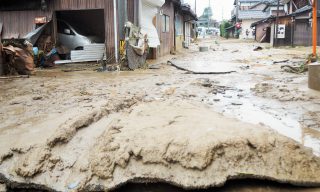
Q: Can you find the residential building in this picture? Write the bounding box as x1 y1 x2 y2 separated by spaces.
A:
0 0 119 62
0 0 197 63
230 0 284 39
226 0 284 39
251 0 320 47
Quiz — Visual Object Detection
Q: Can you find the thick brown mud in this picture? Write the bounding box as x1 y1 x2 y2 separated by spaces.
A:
1 38 320 191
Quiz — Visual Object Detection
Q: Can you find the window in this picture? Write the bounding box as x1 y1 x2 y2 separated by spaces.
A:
162 15 170 33
57 20 74 35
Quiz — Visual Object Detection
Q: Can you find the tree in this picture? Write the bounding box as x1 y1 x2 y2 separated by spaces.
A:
201 7 213 20
220 20 232 38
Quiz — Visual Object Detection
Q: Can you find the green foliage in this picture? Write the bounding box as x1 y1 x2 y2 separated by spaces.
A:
220 20 232 38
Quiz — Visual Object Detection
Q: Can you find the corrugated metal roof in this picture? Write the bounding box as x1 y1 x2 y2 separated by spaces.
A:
238 10 269 19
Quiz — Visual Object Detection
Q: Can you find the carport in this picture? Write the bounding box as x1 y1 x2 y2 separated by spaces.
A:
52 9 106 63
54 9 105 48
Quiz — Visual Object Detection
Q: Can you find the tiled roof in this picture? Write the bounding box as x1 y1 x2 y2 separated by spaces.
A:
293 5 312 15
238 10 269 19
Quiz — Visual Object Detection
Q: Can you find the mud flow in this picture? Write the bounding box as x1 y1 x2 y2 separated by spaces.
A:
1 39 320 192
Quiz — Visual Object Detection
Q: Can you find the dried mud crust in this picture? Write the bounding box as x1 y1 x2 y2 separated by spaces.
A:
0 96 142 191
83 100 320 191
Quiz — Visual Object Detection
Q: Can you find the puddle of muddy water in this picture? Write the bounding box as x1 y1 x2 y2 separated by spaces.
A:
196 76 320 156
214 90 320 156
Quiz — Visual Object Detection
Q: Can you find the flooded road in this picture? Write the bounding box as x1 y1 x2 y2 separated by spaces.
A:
0 38 320 191
166 39 320 156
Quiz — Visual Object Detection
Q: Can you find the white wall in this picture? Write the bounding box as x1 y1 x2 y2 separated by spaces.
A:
239 19 259 39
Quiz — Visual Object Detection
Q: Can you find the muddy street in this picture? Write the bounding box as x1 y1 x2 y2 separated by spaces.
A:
0 38 320 191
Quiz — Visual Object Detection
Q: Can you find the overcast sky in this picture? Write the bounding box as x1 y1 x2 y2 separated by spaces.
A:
184 0 234 21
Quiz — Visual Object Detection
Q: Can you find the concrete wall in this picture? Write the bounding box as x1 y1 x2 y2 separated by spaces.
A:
239 19 259 39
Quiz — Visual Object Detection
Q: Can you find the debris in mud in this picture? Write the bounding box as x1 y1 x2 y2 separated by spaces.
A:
149 64 162 70
273 59 289 64
199 46 209 52
253 46 263 51
156 82 165 86
281 54 318 74
0 75 30 80
167 61 236 74
1 41 35 76
239 65 250 70
281 64 308 74
32 96 43 101
124 22 149 70
301 111 320 130
251 82 316 101
231 101 243 106
194 78 237 95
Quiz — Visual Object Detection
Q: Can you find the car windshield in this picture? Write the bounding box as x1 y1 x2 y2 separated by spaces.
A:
57 20 86 36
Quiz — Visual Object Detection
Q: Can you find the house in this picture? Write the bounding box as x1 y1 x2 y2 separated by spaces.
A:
251 0 320 47
0 0 196 65
0 0 119 63
230 0 285 39
150 0 197 58
174 3 197 51
229 0 261 38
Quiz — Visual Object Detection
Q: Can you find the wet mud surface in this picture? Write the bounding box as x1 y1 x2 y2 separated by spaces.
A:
0 38 320 191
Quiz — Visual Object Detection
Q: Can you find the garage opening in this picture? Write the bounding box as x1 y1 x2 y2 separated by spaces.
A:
54 9 106 63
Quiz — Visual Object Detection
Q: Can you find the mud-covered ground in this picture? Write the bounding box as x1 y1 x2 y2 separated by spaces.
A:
0 38 320 191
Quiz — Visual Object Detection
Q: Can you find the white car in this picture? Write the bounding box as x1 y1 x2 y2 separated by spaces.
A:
57 20 103 50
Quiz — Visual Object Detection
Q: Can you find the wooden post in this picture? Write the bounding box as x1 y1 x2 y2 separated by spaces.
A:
0 42 3 76
52 12 57 45
313 0 317 57
275 0 280 47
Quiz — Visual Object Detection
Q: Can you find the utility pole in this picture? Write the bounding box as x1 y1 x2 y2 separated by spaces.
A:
208 0 211 30
195 0 197 14
312 0 317 57
222 7 224 21
275 0 280 47
235 0 239 23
